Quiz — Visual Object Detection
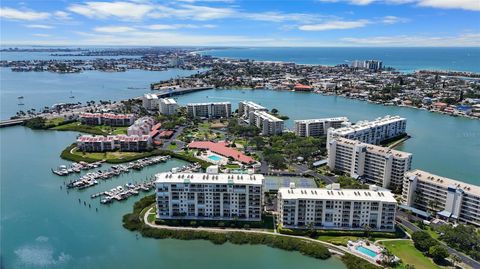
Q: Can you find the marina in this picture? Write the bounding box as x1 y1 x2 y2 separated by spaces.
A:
65 156 171 190
91 181 155 204
52 161 104 176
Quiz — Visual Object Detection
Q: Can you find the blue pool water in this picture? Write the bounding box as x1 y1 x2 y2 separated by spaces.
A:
356 246 378 258
208 155 222 161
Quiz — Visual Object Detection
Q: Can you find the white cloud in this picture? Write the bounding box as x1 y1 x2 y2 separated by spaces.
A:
381 15 409 24
318 0 480 11
0 7 50 21
54 11 72 20
299 19 370 31
94 26 136 33
26 24 54 29
342 33 480 46
417 0 480 11
68 1 154 20
145 24 216 30
32 34 51 37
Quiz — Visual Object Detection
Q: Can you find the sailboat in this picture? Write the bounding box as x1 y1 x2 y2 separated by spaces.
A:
17 96 25 105
69 91 75 99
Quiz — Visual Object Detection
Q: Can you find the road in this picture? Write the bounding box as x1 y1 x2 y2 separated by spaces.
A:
291 163 337 184
396 215 480 269
142 208 382 266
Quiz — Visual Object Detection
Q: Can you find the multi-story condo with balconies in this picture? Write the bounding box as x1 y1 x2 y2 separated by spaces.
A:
403 170 480 227
248 110 284 136
127 117 155 136
238 101 268 120
294 117 349 137
79 113 135 126
328 138 412 190
155 167 263 221
278 184 396 231
142 93 159 110
327 115 407 145
187 102 231 119
159 98 178 115
76 134 152 152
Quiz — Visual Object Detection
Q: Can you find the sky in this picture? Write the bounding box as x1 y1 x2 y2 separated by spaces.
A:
0 0 479 47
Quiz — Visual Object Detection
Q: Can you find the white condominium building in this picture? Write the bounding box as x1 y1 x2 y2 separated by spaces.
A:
159 98 178 115
155 167 263 221
127 117 155 136
142 93 159 110
403 170 480 227
76 134 152 152
187 102 231 119
238 101 268 119
79 113 135 126
328 138 412 189
278 184 397 231
248 110 284 136
294 117 349 137
327 115 407 145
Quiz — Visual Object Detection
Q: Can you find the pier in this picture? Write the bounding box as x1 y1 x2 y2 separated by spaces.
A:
0 118 26 128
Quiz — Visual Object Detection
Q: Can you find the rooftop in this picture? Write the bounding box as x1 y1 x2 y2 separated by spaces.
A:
155 172 263 185
161 98 177 105
295 117 349 124
144 93 158 100
240 100 267 110
331 115 406 135
278 186 397 203
406 169 480 195
333 137 412 159
253 110 283 122
187 102 231 106
188 141 255 164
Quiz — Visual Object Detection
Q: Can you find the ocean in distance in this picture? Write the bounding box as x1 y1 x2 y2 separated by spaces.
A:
200 47 480 73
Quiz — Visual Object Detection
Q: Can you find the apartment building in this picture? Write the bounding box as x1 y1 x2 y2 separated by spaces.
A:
187 102 231 119
79 113 135 126
328 138 412 189
278 184 396 231
127 117 155 136
159 98 179 115
155 167 263 221
327 115 407 145
248 110 284 136
238 101 268 119
76 134 152 152
142 93 159 110
403 170 480 227
294 117 349 137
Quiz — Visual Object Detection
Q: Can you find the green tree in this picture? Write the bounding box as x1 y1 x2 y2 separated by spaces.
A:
429 245 449 263
412 231 437 252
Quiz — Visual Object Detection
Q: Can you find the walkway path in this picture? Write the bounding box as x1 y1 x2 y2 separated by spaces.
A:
142 208 380 266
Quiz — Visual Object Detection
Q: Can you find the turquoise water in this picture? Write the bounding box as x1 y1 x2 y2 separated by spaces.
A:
200 47 480 73
356 246 378 258
208 155 222 161
0 67 205 120
0 126 347 269
176 89 480 185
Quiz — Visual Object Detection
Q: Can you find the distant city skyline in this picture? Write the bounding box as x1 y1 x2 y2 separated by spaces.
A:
0 0 479 46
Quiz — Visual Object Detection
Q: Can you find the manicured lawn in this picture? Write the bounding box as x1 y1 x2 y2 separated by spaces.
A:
46 117 65 126
71 148 153 162
381 240 442 269
424 226 440 240
317 235 361 246
167 143 178 150
224 164 241 169
52 122 127 135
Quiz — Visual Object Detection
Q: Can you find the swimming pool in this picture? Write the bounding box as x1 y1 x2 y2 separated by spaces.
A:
208 155 222 161
355 246 378 258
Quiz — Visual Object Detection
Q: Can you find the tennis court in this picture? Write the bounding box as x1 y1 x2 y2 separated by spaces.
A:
263 176 317 191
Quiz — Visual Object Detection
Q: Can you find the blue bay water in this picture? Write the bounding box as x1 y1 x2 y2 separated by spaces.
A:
0 67 205 120
0 126 347 269
200 47 480 73
175 89 480 185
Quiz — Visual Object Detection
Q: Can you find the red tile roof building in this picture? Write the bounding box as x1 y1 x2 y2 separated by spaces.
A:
188 141 255 164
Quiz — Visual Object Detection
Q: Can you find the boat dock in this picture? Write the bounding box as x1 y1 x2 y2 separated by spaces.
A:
66 156 170 190
91 181 156 204
52 161 104 176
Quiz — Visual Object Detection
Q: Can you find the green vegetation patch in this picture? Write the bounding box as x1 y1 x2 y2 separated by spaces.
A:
341 254 380 269
52 122 127 135
122 195 331 261
381 240 441 269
